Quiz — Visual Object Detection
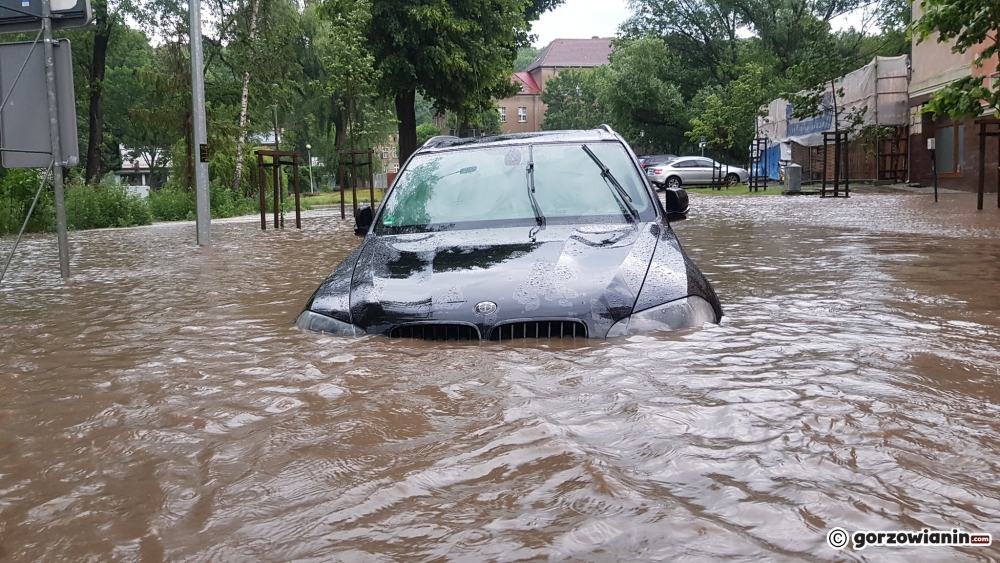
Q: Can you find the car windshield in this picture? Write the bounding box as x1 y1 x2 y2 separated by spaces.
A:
376 142 654 232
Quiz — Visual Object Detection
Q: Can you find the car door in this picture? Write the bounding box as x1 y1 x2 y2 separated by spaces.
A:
669 159 697 184
691 158 717 184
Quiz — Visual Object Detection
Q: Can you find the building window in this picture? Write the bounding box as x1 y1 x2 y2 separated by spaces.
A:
936 122 964 175
392 164 399 173
498 107 507 123
381 148 389 159
518 107 527 122
393 146 398 158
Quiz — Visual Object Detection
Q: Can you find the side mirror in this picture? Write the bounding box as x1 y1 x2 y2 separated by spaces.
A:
663 187 688 218
354 205 373 236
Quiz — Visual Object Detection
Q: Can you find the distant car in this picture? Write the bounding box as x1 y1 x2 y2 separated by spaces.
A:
646 157 750 189
638 154 677 170
296 127 722 340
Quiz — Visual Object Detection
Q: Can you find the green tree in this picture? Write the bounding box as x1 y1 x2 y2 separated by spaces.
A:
414 92 435 125
687 63 769 156
416 122 442 146
361 0 536 163
540 68 606 130
514 46 540 72
913 0 999 118
600 38 688 153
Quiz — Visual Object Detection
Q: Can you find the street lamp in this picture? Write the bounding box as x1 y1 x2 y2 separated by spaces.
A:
305 144 315 193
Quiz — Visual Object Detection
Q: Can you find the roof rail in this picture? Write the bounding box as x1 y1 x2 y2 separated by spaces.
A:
598 124 616 134
422 135 461 148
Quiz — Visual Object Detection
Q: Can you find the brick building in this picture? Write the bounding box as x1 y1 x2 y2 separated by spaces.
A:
497 38 613 134
909 2 999 192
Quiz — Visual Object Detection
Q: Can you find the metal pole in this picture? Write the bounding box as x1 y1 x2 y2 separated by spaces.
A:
306 146 314 193
189 0 211 246
293 157 301 229
257 152 266 230
273 104 279 149
272 156 280 229
41 0 68 278
977 123 985 210
931 148 939 203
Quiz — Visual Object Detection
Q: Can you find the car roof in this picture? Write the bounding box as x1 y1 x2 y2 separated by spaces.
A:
418 128 621 153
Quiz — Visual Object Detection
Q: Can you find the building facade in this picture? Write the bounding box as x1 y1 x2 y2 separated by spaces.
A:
495 38 613 134
376 134 400 173
909 1 999 192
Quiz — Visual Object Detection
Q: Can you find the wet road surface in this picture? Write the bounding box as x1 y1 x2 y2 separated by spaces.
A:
2 192 1000 561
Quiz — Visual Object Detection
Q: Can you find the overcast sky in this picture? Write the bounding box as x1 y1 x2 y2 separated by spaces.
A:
530 0 875 48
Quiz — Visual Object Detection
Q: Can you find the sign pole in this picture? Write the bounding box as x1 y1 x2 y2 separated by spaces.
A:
189 0 210 245
41 0 69 278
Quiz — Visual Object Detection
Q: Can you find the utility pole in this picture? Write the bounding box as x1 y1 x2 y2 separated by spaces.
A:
190 0 210 245
41 0 69 277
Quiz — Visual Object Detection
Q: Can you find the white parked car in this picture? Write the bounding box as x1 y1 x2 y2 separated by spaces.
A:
646 157 750 189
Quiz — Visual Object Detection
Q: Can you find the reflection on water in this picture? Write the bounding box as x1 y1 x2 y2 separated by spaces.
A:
2 194 1000 561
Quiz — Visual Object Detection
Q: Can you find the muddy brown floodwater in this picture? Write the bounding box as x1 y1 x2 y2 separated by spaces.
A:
2 192 1000 562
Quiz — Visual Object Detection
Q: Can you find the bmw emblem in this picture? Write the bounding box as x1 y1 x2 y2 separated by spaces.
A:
474 301 498 315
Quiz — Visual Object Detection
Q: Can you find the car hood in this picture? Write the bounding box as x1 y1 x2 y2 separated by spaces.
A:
326 222 679 338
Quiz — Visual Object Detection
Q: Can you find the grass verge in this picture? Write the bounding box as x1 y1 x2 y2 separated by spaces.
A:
681 185 780 196
301 191 385 206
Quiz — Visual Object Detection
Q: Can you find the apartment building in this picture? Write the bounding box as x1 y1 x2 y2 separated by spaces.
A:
496 37 613 134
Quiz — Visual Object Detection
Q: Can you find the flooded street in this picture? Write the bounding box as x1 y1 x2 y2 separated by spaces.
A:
2 192 1000 562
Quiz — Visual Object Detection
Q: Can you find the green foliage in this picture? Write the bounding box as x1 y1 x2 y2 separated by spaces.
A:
688 64 770 150
148 185 195 222
148 181 263 222
615 0 911 160
514 46 541 72
360 0 534 160
540 68 606 130
924 76 1000 119
914 0 999 119
0 170 54 236
414 93 436 126
64 179 153 230
600 38 688 153
416 123 443 146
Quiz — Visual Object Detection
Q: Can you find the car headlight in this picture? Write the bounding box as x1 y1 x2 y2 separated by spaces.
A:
296 310 365 336
606 296 717 337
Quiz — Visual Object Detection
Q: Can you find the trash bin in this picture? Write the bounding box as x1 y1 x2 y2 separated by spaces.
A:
784 163 802 194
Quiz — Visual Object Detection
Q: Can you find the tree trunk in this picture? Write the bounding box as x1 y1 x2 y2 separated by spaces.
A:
395 89 417 165
85 4 111 184
333 109 345 152
232 0 262 193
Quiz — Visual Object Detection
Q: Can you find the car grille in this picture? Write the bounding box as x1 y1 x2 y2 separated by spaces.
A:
489 320 588 341
386 323 481 341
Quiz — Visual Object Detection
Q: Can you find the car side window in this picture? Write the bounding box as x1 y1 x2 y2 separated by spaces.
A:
695 159 714 168
673 160 694 168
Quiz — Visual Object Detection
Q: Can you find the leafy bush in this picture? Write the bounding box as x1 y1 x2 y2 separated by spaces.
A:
65 178 153 230
209 177 259 218
0 169 55 235
149 184 195 221
149 179 263 222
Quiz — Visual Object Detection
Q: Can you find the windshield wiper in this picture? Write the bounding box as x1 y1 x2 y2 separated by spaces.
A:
581 144 640 222
526 144 546 240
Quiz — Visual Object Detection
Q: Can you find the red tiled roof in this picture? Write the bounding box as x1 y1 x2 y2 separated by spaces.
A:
512 71 541 94
525 38 613 72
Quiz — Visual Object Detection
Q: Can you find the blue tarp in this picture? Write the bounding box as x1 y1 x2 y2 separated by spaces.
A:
750 144 782 180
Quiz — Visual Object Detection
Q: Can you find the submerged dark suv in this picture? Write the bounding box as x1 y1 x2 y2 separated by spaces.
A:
297 126 722 340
